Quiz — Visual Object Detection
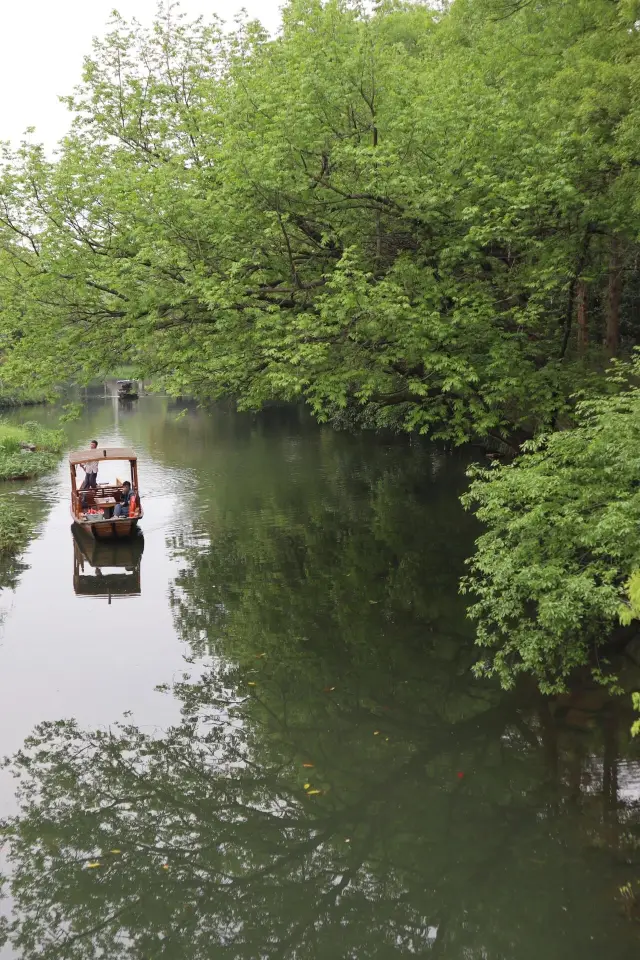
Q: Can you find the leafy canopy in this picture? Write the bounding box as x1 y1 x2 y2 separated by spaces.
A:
462 355 640 693
0 0 639 442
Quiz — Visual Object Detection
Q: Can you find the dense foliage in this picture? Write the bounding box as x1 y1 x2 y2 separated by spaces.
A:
0 0 639 443
462 357 640 692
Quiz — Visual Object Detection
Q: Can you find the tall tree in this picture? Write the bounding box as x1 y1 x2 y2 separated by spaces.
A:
1 0 639 441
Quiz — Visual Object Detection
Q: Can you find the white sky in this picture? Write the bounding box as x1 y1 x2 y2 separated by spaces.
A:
0 0 283 148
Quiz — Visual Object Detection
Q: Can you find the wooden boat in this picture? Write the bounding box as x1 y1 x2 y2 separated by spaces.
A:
72 524 144 600
69 446 143 540
117 380 138 400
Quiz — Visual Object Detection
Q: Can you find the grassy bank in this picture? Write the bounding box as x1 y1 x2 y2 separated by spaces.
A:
0 383 52 408
0 421 65 554
0 393 49 409
0 422 65 482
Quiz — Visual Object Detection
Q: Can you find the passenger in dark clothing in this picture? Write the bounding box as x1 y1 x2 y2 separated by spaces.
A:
114 481 134 518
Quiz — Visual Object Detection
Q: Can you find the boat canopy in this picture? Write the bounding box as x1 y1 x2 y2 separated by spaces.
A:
69 447 138 465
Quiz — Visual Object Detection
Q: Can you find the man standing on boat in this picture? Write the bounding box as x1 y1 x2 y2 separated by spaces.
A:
79 440 99 492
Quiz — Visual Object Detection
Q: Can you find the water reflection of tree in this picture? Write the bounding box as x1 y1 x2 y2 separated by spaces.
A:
1 663 639 960
168 440 478 676
0 493 52 620
1 438 639 957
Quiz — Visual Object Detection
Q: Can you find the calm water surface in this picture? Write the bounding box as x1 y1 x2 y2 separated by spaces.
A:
0 394 638 959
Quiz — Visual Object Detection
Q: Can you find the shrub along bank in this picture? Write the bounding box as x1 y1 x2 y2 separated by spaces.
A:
0 421 64 552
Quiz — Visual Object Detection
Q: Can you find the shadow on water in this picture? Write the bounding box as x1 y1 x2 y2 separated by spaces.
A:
0 397 637 959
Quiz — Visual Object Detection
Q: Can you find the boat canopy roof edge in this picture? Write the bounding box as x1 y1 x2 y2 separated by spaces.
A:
69 447 138 465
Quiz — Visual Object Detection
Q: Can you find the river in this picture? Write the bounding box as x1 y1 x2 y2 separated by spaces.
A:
0 391 637 959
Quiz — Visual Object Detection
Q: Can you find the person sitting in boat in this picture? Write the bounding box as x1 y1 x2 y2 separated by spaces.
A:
113 480 134 518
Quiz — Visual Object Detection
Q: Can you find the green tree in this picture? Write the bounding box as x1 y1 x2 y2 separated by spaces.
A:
1 0 639 442
462 355 640 693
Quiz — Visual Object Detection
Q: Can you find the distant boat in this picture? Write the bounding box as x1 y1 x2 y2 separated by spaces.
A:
69 446 143 540
117 380 138 400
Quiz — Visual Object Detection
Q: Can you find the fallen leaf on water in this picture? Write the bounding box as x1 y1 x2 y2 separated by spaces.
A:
304 783 311 789
345 838 351 843
306 789 322 796
373 731 380 736
162 864 169 870
457 771 465 780
254 653 266 659
385 737 390 742
109 849 122 854
302 763 314 769
323 686 335 693
369 600 378 604
86 862 101 869
247 682 256 687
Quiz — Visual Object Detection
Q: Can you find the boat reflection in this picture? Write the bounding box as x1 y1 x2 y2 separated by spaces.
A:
71 524 144 601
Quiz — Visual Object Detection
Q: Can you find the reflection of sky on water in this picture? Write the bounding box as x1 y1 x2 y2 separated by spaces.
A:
617 761 640 802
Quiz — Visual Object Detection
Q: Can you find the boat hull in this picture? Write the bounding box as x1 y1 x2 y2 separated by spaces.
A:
72 515 141 540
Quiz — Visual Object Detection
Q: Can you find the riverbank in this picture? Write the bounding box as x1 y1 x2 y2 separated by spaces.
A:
0 385 51 409
0 421 64 553
0 422 64 482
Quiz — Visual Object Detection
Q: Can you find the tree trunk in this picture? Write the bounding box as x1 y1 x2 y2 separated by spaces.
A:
559 229 591 362
576 280 588 354
605 237 623 357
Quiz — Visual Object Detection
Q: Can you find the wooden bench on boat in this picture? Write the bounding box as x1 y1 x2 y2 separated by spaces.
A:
69 446 143 540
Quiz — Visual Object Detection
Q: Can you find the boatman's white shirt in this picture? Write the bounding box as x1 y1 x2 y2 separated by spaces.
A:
82 460 99 474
